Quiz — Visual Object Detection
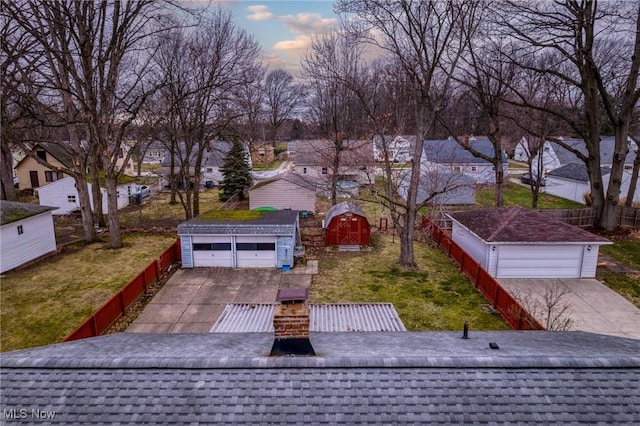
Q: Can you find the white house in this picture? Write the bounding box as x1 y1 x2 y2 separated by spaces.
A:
372 135 415 163
249 171 317 213
447 206 611 279
421 136 508 184
35 176 136 215
546 163 640 204
1 201 57 273
396 169 476 206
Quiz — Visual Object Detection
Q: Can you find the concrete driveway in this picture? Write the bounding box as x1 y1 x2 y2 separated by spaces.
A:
128 261 317 333
499 278 640 339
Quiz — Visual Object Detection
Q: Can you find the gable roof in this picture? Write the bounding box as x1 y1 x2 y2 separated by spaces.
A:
547 136 636 165
398 170 476 204
447 206 610 244
325 201 367 226
178 209 298 235
160 141 234 168
423 136 507 164
0 200 57 226
295 139 374 167
250 171 317 192
16 142 75 169
546 162 611 183
1 331 639 424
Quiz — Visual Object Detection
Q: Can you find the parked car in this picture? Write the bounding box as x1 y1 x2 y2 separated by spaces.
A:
520 173 545 186
135 185 151 198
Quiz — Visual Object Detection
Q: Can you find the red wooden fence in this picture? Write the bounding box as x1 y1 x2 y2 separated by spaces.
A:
422 217 544 331
64 239 182 342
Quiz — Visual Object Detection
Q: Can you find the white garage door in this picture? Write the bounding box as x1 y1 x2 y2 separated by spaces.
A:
236 236 276 268
192 236 233 267
496 245 583 278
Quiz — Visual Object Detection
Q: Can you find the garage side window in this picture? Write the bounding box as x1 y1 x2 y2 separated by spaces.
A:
236 242 276 250
193 243 232 251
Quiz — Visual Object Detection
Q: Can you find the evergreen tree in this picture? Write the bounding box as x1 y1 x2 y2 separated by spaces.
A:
219 140 252 201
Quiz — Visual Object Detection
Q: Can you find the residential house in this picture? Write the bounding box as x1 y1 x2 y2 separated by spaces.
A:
141 140 168 164
0 200 57 273
1 331 639 423
248 142 276 165
294 139 375 187
372 135 415 162
421 136 508 184
15 143 72 190
178 209 298 268
35 176 137 215
397 169 476 206
447 206 611 278
249 171 317 213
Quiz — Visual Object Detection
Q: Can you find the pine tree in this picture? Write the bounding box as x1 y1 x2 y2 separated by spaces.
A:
219 140 252 201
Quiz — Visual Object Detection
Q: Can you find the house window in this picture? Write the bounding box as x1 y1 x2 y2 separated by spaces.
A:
206 168 213 173
68 195 76 203
36 150 47 161
45 171 63 183
303 167 307 174
470 166 478 172
453 166 462 173
17 225 23 235
322 167 328 175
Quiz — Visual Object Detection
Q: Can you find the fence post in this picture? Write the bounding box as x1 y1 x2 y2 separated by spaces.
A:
493 285 500 309
91 315 98 337
119 291 126 314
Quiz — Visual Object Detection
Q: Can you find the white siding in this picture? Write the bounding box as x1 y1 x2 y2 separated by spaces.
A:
235 236 276 268
36 176 132 215
580 245 600 278
1 212 57 273
192 236 233 267
249 180 316 212
545 177 589 204
451 222 489 269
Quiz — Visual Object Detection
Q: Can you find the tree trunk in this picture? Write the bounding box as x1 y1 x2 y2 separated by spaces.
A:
74 175 98 243
1 142 17 201
600 129 630 230
89 150 106 228
105 175 122 248
625 142 639 207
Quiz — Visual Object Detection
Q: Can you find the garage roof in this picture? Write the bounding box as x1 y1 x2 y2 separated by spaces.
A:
447 206 610 244
0 200 57 225
2 331 639 424
178 209 298 235
210 303 406 332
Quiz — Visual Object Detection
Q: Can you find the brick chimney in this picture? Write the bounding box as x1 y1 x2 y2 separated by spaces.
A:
270 288 315 356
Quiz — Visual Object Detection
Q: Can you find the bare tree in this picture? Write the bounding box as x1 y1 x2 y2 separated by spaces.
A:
511 283 575 331
264 69 304 146
497 0 640 230
336 0 474 268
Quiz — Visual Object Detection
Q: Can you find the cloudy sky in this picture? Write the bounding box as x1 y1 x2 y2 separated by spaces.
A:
217 1 339 75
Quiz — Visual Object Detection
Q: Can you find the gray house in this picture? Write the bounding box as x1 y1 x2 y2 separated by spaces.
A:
178 209 299 269
1 331 639 423
397 169 476 205
249 171 317 213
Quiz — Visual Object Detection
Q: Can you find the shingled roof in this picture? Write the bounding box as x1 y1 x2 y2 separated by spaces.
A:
547 163 611 183
295 139 374 166
0 200 57 226
423 137 507 164
447 206 610 244
250 171 317 191
324 201 367 227
1 331 639 424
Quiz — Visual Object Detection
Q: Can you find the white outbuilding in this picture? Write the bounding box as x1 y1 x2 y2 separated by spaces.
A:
1 200 58 273
447 206 611 279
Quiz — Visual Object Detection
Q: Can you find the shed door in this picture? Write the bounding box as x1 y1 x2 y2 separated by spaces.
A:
192 236 233 267
235 236 276 268
335 213 361 245
496 245 583 278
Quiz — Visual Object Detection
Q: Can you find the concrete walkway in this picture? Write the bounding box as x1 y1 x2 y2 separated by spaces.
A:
499 278 640 339
128 261 318 333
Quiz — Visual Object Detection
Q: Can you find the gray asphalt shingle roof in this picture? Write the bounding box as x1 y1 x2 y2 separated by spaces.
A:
423 137 507 164
448 206 611 244
324 201 367 227
0 200 57 225
294 139 374 166
1 331 639 424
547 163 611 182
177 209 298 235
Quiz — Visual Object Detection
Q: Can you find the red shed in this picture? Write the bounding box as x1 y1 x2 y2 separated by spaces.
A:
324 202 371 246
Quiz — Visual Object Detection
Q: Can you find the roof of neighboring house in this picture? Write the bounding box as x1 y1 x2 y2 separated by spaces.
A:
546 163 611 183
0 200 57 225
210 303 406 332
423 136 507 164
295 139 374 167
178 209 298 235
160 141 234 168
547 136 636 165
398 170 476 204
372 135 416 150
447 206 611 244
250 171 317 192
16 142 75 169
325 201 368 227
2 331 639 424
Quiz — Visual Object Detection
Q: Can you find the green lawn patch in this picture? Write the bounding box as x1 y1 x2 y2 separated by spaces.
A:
309 234 509 331
0 233 176 352
600 231 640 270
477 182 584 209
198 209 263 221
252 160 283 170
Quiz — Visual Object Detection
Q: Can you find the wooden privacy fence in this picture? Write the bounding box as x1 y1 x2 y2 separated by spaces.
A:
428 206 640 230
64 239 181 342
422 217 544 331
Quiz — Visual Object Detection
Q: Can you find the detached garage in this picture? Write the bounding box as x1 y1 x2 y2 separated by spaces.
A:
447 206 611 279
178 210 299 269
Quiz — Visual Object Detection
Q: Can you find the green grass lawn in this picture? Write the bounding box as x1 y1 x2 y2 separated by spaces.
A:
476 182 584 209
309 234 509 331
0 233 176 352
252 160 283 170
598 230 640 309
